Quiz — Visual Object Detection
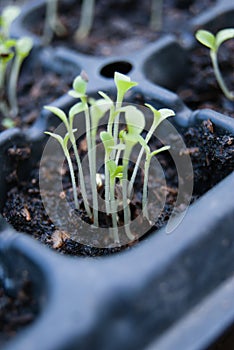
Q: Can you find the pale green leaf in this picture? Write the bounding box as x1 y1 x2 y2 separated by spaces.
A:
90 98 112 123
118 129 125 141
100 131 114 152
3 39 16 49
195 30 216 51
114 72 138 101
69 102 85 125
63 132 70 149
114 165 124 178
107 159 117 175
44 131 64 147
150 145 170 158
16 37 33 57
2 117 15 129
68 90 84 99
44 106 68 128
122 105 145 135
122 133 138 145
216 28 234 49
145 103 161 119
159 108 175 119
137 134 150 154
2 6 20 35
98 91 113 103
107 161 123 178
114 72 131 83
72 72 88 96
109 143 125 151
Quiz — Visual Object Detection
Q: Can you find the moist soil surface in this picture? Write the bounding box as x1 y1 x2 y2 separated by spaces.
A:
32 0 216 56
1 119 234 256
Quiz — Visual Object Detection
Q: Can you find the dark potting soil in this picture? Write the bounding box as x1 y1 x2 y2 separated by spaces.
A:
0 64 73 132
1 119 234 256
0 279 39 347
32 0 216 56
176 40 234 118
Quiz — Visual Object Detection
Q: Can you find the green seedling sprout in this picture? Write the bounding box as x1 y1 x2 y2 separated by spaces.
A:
74 0 95 41
0 5 20 38
44 104 92 219
0 40 14 117
90 99 113 218
44 0 95 44
100 131 125 235
44 130 79 210
98 73 137 217
120 105 145 240
128 105 175 196
195 28 234 101
0 6 33 122
113 73 138 154
8 37 33 117
100 131 114 216
100 131 125 217
44 72 174 243
44 0 163 44
44 0 66 44
69 73 99 226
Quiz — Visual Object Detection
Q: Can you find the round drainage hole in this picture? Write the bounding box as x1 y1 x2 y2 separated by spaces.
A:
100 61 133 78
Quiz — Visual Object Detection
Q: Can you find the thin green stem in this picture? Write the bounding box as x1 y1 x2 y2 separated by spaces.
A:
64 149 79 210
7 54 22 117
128 123 155 196
72 141 92 218
210 50 234 101
75 0 95 40
113 92 123 149
83 105 99 226
0 62 8 117
107 105 115 136
110 176 119 243
104 153 111 215
43 0 65 44
43 0 57 43
142 156 151 220
122 149 135 240
0 62 6 90
115 145 122 166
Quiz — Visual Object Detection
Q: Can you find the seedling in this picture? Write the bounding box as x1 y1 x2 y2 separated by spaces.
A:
44 130 80 210
74 0 95 41
196 28 234 101
44 72 174 243
44 0 66 44
44 0 95 43
0 6 33 122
